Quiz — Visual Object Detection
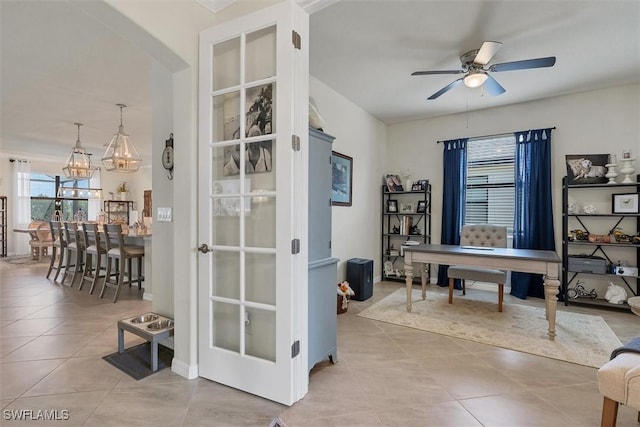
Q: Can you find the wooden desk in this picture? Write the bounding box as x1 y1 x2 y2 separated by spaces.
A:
403 244 562 340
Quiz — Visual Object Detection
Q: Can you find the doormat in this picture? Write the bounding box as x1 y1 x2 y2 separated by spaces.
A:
103 342 173 380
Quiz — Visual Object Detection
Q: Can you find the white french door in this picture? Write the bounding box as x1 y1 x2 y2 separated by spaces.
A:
197 1 309 405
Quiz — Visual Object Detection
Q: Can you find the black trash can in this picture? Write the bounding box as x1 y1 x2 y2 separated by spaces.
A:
347 258 373 301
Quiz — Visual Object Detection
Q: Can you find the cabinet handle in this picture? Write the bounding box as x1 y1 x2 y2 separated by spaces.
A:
198 243 213 254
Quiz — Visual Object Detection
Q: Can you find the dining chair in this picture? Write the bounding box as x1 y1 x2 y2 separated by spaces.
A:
447 224 508 312
62 222 85 287
80 222 107 294
101 223 144 303
47 221 66 281
28 221 53 262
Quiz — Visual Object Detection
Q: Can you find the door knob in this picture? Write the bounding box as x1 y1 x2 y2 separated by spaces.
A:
198 243 213 254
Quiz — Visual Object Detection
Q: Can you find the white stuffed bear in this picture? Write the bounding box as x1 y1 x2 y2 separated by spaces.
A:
605 282 627 304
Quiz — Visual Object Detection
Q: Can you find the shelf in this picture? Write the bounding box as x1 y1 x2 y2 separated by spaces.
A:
566 182 639 189
566 213 640 217
383 233 425 238
565 297 633 312
383 213 430 216
565 241 640 248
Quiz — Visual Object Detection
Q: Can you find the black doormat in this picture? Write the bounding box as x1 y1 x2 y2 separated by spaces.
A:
103 342 173 380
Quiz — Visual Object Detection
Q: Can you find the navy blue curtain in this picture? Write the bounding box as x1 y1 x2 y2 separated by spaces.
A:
437 139 468 286
510 128 555 299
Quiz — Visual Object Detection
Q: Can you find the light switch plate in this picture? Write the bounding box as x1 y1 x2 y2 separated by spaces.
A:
157 207 172 222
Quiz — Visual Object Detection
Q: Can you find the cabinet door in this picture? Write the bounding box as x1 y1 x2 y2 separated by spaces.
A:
308 129 333 262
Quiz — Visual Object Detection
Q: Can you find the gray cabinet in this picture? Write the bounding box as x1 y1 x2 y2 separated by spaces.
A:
308 128 338 371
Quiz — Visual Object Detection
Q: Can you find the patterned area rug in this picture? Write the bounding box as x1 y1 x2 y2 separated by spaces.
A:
358 288 622 368
0 255 51 271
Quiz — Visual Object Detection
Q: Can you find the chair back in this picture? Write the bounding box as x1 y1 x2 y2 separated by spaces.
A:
63 222 84 249
103 223 125 252
49 221 65 246
34 222 52 242
82 222 102 250
460 225 507 248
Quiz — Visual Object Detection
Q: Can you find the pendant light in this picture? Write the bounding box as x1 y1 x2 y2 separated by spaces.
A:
63 122 98 179
102 104 142 172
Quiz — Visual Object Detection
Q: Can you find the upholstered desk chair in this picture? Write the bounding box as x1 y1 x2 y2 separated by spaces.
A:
101 224 144 303
28 221 53 262
47 221 66 281
80 222 107 294
62 222 85 286
598 351 640 427
447 224 508 312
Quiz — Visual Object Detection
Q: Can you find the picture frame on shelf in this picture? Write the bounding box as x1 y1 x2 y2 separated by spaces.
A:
612 193 639 214
385 174 403 192
386 199 398 213
416 179 429 191
399 202 414 213
416 200 427 214
565 154 609 184
331 151 353 206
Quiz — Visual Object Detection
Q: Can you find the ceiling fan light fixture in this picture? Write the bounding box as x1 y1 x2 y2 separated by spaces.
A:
63 122 97 179
102 104 142 173
464 70 488 88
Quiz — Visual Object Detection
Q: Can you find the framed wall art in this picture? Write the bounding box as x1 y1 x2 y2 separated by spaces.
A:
565 154 608 184
612 193 639 214
331 151 353 206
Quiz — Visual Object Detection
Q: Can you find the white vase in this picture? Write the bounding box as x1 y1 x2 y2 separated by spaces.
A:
619 158 635 184
120 192 128 201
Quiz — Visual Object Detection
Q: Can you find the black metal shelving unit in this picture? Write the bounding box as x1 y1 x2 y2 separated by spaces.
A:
562 175 640 311
0 196 6 257
381 183 431 284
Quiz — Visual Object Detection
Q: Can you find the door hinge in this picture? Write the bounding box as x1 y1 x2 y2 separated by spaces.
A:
291 340 300 358
291 238 300 254
291 135 300 151
292 30 301 49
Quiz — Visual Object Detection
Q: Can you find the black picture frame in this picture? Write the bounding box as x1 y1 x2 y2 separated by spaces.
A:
565 154 609 184
612 193 639 214
385 174 404 192
331 151 353 206
386 199 398 213
416 200 427 214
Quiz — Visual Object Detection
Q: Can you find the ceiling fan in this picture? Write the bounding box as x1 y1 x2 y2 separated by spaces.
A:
411 41 556 100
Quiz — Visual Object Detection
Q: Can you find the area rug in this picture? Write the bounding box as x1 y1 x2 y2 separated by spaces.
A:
358 289 622 368
0 255 50 271
103 343 174 380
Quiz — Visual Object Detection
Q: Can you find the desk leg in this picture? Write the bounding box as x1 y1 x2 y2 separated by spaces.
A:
151 341 158 372
118 328 125 353
405 261 413 312
420 263 427 300
544 264 560 340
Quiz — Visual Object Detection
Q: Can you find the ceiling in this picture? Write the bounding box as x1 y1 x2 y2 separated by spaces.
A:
1 1 639 164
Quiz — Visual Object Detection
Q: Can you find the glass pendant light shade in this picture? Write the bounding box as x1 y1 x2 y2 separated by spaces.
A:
63 123 98 179
102 104 142 173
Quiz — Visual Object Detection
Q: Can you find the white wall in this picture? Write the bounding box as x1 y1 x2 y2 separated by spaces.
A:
387 83 640 293
309 76 387 281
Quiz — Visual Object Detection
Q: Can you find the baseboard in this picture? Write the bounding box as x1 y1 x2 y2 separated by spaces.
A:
143 292 153 301
171 358 198 379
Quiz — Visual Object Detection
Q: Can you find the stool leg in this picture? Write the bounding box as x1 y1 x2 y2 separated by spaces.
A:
46 246 56 278
100 256 112 299
54 247 65 282
462 279 466 296
79 252 91 291
601 396 618 427
71 249 83 287
498 283 504 312
89 252 102 295
137 256 143 289
113 260 125 303
448 278 454 304
127 258 133 287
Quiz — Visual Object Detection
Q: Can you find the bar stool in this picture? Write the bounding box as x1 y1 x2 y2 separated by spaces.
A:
47 220 66 281
101 224 144 303
62 222 85 287
80 222 107 294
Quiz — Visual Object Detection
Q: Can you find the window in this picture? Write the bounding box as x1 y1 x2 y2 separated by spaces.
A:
464 136 515 233
29 174 88 222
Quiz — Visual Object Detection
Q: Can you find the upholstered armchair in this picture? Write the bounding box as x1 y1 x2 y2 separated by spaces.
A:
447 224 508 312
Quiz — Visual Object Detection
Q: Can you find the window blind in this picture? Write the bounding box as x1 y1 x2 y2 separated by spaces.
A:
465 136 515 233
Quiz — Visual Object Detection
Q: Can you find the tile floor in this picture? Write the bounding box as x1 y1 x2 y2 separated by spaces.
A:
1 262 640 426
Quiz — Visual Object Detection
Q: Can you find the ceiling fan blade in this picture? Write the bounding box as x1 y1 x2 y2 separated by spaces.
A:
474 41 502 66
427 78 464 100
412 70 464 76
489 56 556 72
483 75 506 96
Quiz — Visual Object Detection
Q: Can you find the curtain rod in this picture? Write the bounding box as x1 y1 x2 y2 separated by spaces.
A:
436 127 556 144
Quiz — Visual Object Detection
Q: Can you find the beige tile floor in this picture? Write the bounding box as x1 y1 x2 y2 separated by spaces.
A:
1 262 640 426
